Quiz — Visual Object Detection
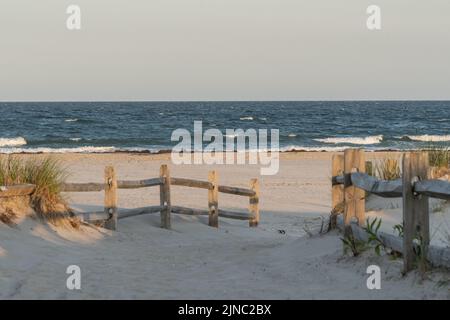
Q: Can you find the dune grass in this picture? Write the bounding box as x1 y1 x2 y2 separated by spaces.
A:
0 156 71 219
374 158 401 180
427 146 450 168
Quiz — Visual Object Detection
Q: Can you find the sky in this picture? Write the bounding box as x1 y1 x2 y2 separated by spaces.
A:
0 0 449 101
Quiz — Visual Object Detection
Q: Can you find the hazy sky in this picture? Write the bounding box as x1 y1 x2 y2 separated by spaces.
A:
0 0 449 101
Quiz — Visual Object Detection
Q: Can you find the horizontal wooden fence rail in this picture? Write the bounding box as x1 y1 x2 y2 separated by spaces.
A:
169 178 257 197
61 178 163 192
219 185 256 197
118 178 163 189
170 206 255 221
77 211 110 222
336 215 450 269
118 206 164 219
331 149 450 272
62 178 258 197
414 180 450 200
73 206 165 222
333 172 450 200
170 177 211 190
61 183 105 192
61 165 259 231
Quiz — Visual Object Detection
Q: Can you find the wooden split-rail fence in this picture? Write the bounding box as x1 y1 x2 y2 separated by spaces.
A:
332 149 450 272
60 165 260 230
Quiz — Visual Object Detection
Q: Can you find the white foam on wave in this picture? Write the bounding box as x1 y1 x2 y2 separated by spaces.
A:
280 145 396 152
239 116 254 121
287 133 297 138
0 144 399 154
0 146 162 154
65 118 78 122
0 146 115 154
314 135 383 145
404 135 450 142
0 137 27 147
70 138 82 142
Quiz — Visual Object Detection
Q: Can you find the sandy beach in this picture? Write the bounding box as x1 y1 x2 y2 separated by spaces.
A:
1 151 449 299
2 0 450 306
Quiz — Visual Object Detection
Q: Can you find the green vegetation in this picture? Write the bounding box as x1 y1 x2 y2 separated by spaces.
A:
341 218 389 257
393 223 404 237
363 217 385 256
0 156 69 216
341 232 367 257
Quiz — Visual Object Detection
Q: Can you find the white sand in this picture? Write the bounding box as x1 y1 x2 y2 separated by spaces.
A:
0 152 449 299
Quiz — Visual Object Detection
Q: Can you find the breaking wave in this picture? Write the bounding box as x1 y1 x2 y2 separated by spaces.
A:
314 135 383 145
401 135 450 142
0 137 27 147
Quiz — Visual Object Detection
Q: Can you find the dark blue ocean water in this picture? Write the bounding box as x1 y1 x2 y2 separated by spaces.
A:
1 101 449 153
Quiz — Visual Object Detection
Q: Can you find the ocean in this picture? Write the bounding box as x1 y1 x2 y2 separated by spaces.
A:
1 101 449 153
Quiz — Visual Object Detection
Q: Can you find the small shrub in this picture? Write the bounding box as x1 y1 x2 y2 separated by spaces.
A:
393 223 404 237
341 233 367 257
363 217 385 256
341 218 392 257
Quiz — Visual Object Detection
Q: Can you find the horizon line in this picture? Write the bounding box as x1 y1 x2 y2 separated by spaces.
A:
1 99 450 103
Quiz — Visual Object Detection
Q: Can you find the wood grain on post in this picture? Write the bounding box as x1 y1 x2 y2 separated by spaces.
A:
104 166 118 231
344 149 366 226
249 179 260 227
160 165 171 229
208 171 219 227
331 154 344 228
402 152 430 273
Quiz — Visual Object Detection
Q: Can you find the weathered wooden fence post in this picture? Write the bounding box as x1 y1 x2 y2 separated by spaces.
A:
402 152 430 273
160 165 171 229
249 179 260 227
331 154 344 228
344 149 366 227
208 171 219 228
104 166 118 231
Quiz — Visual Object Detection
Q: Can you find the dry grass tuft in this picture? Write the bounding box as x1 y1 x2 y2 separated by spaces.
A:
0 155 79 228
428 146 450 168
374 158 401 180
